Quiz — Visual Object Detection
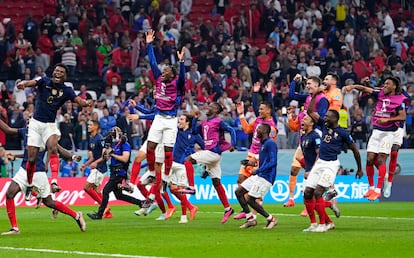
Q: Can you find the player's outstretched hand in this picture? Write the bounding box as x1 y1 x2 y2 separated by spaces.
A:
253 81 261 92
129 99 137 107
236 101 244 115
177 46 186 62
127 114 139 121
146 29 155 44
342 85 353 94
16 80 26 90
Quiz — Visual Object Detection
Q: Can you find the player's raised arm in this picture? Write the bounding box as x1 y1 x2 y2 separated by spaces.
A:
177 46 186 95
343 84 375 94
146 29 161 79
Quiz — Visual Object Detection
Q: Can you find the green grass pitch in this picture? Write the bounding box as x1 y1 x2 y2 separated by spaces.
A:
0 202 413 257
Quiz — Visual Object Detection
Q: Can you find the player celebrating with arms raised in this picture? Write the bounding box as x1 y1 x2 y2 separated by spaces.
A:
138 29 186 213
16 63 93 200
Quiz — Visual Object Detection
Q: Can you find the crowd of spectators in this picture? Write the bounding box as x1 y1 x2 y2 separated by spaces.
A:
1 0 414 163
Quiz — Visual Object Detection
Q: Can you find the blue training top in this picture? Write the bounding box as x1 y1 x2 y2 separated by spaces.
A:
255 137 278 184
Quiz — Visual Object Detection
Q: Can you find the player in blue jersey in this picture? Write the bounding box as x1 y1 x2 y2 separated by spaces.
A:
284 74 329 208
16 63 93 201
235 124 278 229
0 119 86 235
80 119 113 218
140 30 186 211
299 115 340 232
87 127 143 220
167 114 204 223
305 93 363 232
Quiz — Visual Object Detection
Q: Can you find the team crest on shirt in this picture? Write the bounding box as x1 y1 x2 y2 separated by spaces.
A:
52 89 57 95
90 143 95 149
335 95 340 100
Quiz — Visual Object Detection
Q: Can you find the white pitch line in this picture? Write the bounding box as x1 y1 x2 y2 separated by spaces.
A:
202 211 414 221
0 246 166 258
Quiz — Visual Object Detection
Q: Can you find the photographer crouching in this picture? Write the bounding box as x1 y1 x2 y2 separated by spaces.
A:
87 127 143 220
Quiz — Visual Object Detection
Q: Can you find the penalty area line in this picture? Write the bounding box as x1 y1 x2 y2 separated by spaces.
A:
0 246 166 258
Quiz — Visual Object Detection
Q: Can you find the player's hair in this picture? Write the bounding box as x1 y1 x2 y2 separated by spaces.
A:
307 115 317 128
260 123 271 135
260 101 272 110
54 63 69 74
90 119 100 130
387 76 402 94
164 65 177 77
212 102 224 114
183 114 194 128
329 109 340 121
307 76 322 86
327 72 339 82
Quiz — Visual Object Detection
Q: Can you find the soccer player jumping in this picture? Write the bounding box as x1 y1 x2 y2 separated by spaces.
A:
16 63 93 201
137 29 186 214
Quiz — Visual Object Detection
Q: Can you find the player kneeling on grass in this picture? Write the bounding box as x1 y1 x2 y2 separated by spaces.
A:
235 124 278 229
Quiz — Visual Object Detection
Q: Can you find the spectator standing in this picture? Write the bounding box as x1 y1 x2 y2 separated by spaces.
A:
100 107 116 136
23 13 39 48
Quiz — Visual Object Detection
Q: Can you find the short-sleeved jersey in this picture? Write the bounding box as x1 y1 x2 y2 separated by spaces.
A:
88 133 107 173
33 76 77 122
300 130 321 171
317 118 354 161
109 141 131 177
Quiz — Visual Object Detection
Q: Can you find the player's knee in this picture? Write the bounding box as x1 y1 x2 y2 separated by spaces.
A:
212 178 221 186
164 146 173 152
290 166 300 176
147 141 157 149
5 189 17 200
235 187 244 198
184 156 195 164
83 183 92 191
42 196 55 208
303 189 314 200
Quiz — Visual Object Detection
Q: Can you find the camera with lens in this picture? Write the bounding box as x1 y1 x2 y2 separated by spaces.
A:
102 130 116 149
